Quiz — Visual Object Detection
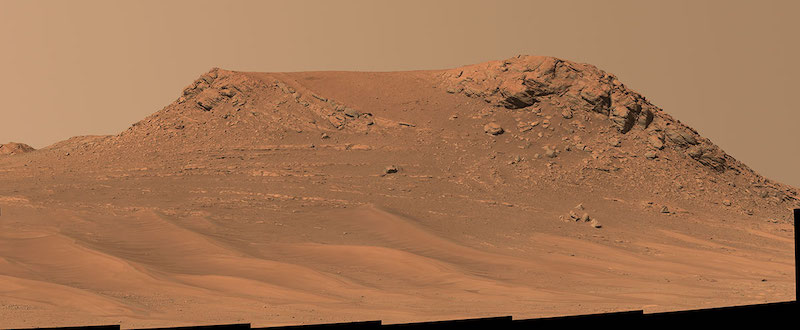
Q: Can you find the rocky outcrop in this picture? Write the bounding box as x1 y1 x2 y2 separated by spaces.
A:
0 142 35 155
440 55 734 173
686 145 727 172
441 55 656 134
178 68 253 112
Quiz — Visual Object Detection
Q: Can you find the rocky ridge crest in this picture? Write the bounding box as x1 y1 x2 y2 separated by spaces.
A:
440 55 730 172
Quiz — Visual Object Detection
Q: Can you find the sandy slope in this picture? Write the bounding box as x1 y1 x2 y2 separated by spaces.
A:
0 56 796 328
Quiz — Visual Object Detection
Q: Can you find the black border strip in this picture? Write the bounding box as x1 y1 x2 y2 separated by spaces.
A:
512 310 643 327
380 316 512 329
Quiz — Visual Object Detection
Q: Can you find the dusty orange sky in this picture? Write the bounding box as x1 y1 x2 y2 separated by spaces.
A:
0 0 798 187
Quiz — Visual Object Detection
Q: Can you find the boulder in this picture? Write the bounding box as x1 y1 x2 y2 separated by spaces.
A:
484 122 504 135
648 134 664 150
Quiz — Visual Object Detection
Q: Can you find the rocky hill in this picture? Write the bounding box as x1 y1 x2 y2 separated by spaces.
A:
0 56 795 328
0 142 34 155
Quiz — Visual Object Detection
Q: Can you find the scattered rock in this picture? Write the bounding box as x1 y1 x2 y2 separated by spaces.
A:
321 133 330 139
384 165 399 174
648 134 664 150
722 199 732 206
589 219 602 228
398 122 416 127
328 114 346 128
644 151 658 159
484 122 504 135
579 213 590 222
561 110 573 119
575 203 584 210
517 121 534 132
660 205 670 214
445 86 463 94
343 107 360 118
274 80 294 94
608 137 621 147
544 146 558 158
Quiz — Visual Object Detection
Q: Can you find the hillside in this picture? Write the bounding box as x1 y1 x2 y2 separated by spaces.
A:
0 55 796 328
0 142 34 156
